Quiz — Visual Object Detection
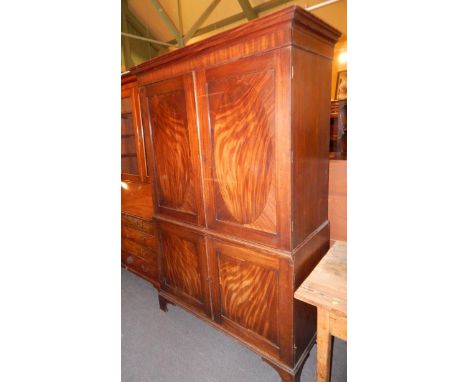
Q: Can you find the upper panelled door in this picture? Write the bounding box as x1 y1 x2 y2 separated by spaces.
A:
196 50 292 249
141 75 205 226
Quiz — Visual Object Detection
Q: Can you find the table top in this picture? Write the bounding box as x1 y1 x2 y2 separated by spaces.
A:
294 241 347 318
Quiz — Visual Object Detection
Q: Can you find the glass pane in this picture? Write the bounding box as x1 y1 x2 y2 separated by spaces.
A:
121 96 138 175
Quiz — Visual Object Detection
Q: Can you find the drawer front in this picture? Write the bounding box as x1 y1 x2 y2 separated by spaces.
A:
121 237 156 264
122 251 157 281
122 225 157 250
121 213 154 235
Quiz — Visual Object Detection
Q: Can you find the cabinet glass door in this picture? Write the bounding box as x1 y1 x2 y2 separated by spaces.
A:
121 96 139 175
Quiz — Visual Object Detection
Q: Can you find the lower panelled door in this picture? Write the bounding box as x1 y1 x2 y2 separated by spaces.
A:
207 237 293 361
157 221 212 318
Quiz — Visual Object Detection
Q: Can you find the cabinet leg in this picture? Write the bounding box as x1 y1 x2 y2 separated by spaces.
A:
262 357 307 382
316 308 332 382
158 294 169 312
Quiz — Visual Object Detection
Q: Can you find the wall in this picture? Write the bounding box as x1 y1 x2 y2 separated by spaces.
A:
329 159 347 241
331 39 347 100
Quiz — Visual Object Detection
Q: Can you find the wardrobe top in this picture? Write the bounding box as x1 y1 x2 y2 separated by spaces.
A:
130 5 341 75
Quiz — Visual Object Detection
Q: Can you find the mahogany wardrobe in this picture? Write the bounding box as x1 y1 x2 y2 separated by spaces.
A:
121 6 340 381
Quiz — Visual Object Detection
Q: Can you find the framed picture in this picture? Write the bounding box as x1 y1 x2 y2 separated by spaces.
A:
335 70 347 100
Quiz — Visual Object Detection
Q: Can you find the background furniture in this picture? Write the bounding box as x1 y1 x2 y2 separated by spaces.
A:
328 160 347 242
294 241 347 382
329 100 347 160
126 6 340 381
121 73 159 288
328 99 347 242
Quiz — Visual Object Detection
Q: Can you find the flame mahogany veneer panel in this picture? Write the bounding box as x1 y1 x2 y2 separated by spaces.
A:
163 234 202 301
152 90 194 211
209 69 275 229
156 221 211 317
141 75 205 226
197 51 292 250
206 238 293 359
218 253 279 344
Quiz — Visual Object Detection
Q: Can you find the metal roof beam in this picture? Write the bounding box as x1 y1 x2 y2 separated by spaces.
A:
165 0 292 45
306 0 341 12
121 0 133 69
183 0 221 45
150 0 184 47
237 0 257 20
121 32 176 47
125 8 165 54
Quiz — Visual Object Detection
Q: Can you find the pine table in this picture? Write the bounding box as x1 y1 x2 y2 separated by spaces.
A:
294 241 347 382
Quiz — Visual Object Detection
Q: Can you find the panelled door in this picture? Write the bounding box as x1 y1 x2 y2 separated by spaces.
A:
206 237 293 360
195 50 292 249
141 74 205 226
156 221 211 317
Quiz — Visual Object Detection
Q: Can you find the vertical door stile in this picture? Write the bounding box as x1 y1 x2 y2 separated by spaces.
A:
192 69 216 320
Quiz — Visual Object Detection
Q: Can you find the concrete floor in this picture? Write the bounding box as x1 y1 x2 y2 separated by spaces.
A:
122 268 347 381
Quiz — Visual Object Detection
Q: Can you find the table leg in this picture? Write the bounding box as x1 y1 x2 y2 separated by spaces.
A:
316 308 332 382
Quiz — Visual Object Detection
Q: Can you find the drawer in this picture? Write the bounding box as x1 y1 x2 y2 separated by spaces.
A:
121 237 156 264
122 225 157 250
121 213 154 235
122 251 157 280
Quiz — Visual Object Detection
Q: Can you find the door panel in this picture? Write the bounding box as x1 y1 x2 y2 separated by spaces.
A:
157 221 211 317
209 69 276 231
207 238 281 357
142 75 205 226
196 52 291 248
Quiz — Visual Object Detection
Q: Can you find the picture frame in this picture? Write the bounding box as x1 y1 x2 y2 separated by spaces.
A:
335 70 347 100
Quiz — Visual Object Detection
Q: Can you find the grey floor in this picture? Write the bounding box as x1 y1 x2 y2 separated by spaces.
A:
122 269 347 382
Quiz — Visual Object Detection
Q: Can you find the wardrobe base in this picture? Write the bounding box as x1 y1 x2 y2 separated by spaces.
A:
156 289 315 382
262 353 309 382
